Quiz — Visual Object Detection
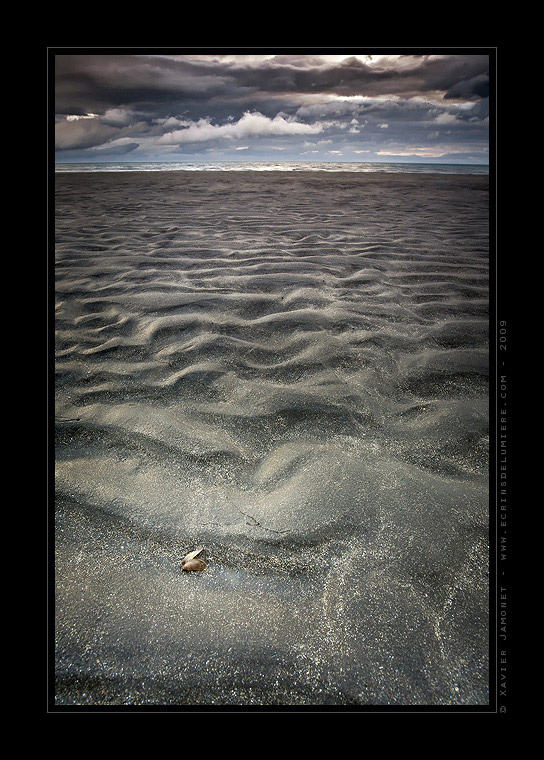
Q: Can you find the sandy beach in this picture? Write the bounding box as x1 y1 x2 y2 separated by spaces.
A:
54 170 489 707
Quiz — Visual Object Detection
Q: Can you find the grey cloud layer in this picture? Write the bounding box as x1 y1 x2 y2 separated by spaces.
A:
54 52 490 161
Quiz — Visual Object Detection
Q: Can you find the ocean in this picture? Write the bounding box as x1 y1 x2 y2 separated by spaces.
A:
54 160 489 174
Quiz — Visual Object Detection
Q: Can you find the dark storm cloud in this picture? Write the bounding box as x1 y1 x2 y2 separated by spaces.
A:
229 54 490 100
55 54 246 114
55 117 120 150
444 74 489 100
55 53 490 114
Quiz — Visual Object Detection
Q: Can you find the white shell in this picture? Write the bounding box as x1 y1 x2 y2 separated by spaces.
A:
182 547 206 562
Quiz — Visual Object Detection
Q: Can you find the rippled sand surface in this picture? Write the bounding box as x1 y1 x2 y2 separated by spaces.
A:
54 171 489 706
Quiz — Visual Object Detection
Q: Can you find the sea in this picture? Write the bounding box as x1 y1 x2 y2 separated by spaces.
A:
54 160 489 174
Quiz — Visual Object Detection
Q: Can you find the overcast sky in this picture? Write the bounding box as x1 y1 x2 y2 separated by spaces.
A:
53 50 491 164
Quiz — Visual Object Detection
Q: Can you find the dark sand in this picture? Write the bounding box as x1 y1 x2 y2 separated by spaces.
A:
54 171 489 706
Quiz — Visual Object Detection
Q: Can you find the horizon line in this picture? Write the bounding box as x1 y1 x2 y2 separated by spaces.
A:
54 158 490 166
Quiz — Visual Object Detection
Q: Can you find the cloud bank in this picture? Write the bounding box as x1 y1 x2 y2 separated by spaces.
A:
157 111 324 144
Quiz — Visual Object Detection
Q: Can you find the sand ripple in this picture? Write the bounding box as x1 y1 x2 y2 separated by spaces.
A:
54 171 489 706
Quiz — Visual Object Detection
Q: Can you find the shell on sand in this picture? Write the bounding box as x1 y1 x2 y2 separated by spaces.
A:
181 547 208 572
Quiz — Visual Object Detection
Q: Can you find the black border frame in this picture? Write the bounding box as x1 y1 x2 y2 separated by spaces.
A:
46 46 510 715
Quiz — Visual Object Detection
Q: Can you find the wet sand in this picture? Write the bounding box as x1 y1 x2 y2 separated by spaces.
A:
54 170 489 706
